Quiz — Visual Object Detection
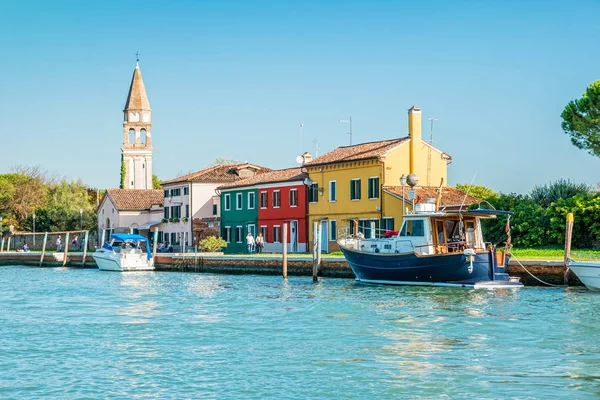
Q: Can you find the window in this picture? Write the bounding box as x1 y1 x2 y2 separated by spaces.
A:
329 181 336 202
368 177 380 199
273 225 281 243
400 219 425 237
330 220 337 241
260 191 268 208
224 194 231 211
171 232 177 245
289 189 298 207
185 205 189 218
236 226 243 243
248 192 255 209
164 207 169 219
172 188 181 196
184 186 189 195
350 179 361 200
171 205 181 218
236 193 243 210
164 189 170 198
273 190 281 208
224 227 232 243
260 226 268 243
308 183 318 203
381 217 395 233
212 204 218 215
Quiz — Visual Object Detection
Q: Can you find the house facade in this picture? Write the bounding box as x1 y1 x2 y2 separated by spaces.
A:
159 163 270 247
305 105 452 252
219 168 308 254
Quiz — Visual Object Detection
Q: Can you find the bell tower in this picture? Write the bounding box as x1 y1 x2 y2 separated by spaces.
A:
121 59 153 189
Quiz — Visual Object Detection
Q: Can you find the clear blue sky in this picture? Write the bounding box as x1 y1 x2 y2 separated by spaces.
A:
1 0 599 194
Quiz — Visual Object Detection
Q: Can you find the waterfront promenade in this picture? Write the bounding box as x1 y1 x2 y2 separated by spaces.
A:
0 251 579 287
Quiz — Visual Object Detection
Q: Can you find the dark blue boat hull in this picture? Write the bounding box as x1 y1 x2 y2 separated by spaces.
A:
340 247 510 287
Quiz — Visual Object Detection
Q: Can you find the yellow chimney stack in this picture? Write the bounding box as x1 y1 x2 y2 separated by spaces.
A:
408 105 422 174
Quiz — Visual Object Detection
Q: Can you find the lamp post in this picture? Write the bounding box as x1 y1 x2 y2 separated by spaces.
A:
80 208 83 231
33 213 36 247
399 174 407 216
340 117 353 145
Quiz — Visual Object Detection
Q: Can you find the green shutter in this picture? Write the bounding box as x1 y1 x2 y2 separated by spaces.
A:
350 181 355 200
357 179 361 199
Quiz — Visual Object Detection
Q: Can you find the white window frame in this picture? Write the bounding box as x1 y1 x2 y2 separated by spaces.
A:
248 192 255 210
224 194 231 211
329 219 337 241
289 189 298 207
260 191 268 209
382 217 394 232
260 225 268 243
273 190 281 208
236 226 243 243
368 176 380 200
308 183 318 204
273 225 281 243
329 180 336 202
350 178 361 201
224 226 232 243
236 193 243 210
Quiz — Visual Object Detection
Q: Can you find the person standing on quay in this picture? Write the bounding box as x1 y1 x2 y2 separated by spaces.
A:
56 235 63 252
255 232 264 254
246 232 255 254
72 235 79 251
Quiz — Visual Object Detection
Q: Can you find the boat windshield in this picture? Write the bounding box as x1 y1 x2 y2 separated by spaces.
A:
399 219 425 237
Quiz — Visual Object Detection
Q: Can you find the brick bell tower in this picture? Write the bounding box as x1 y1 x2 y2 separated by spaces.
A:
121 58 153 189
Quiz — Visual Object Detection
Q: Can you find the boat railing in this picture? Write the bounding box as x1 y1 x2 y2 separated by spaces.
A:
571 253 600 263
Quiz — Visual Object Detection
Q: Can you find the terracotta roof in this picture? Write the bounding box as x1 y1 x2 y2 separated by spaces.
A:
305 137 410 167
218 168 307 190
124 63 151 111
384 186 481 208
106 189 163 210
162 163 272 185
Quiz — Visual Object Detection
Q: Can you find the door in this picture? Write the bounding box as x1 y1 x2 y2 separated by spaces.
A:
290 220 298 253
247 224 256 238
320 220 328 253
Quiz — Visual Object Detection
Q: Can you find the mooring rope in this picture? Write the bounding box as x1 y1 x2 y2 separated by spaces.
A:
510 254 568 287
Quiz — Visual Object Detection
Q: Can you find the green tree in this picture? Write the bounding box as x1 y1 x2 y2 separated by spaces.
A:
530 178 592 208
36 179 96 232
120 154 126 189
152 174 162 189
561 80 600 157
456 183 498 202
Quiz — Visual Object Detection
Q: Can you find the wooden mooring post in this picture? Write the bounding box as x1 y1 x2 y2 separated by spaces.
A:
7 236 11 252
152 228 158 259
282 223 288 279
40 232 48 267
63 232 70 266
82 230 89 266
564 213 574 285
312 221 320 282
0 237 4 252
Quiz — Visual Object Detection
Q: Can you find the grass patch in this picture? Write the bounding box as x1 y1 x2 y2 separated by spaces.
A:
511 246 600 260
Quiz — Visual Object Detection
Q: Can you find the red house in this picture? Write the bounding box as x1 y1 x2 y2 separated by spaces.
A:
221 167 308 253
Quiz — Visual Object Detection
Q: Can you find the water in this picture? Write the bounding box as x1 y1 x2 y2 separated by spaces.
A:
1 266 599 399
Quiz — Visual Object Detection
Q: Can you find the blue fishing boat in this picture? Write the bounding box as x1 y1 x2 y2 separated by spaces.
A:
337 203 522 289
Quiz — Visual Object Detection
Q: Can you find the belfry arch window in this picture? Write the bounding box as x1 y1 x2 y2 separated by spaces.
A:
140 129 147 145
128 128 135 144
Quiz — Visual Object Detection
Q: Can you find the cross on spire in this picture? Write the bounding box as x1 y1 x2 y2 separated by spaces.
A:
136 51 140 63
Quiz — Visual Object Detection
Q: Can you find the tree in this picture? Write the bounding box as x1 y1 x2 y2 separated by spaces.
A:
561 80 600 157
456 183 499 201
530 178 593 208
152 174 162 189
120 154 126 189
199 236 227 252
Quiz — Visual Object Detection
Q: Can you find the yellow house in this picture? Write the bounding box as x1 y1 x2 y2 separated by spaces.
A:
305 105 452 252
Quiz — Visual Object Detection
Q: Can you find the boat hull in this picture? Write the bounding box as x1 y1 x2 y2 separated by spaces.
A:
92 250 154 272
569 262 600 291
340 247 516 288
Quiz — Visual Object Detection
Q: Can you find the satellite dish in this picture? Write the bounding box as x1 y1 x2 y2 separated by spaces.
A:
296 155 304 164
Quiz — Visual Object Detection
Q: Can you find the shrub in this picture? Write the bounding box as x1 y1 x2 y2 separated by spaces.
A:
199 236 227 252
169 217 179 223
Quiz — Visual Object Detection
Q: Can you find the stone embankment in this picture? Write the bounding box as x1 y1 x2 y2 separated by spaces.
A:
0 252 581 286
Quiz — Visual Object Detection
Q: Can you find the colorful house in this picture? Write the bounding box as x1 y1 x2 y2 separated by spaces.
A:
159 163 270 248
304 105 453 252
218 168 308 253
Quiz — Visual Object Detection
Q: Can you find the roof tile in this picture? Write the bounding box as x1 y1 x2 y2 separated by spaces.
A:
384 186 480 208
305 137 410 167
106 189 163 210
162 163 272 185
218 168 307 190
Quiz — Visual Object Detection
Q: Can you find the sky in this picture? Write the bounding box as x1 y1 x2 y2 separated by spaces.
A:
1 0 599 194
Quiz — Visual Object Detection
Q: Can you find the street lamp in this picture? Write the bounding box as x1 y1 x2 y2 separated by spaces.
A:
340 117 353 145
80 208 83 231
33 213 36 247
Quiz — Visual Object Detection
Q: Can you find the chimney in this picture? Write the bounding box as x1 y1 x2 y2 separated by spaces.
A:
302 152 313 163
408 105 422 174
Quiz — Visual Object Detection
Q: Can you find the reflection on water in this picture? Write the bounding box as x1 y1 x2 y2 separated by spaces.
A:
1 266 600 399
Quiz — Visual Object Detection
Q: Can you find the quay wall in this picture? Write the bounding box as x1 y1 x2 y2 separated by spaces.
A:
0 252 582 286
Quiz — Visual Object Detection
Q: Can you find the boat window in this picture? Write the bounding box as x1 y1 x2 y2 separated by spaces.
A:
436 221 445 244
466 221 476 247
399 219 425 237
445 220 462 241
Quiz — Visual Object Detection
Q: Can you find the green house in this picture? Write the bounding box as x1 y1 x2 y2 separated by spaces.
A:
219 187 258 253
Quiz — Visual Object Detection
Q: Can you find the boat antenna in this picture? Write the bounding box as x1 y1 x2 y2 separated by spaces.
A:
458 170 478 212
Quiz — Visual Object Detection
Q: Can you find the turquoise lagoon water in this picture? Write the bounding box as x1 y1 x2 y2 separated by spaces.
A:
1 265 599 399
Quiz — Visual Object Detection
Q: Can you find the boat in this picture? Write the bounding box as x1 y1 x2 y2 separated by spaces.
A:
337 201 523 289
92 233 155 271
568 256 600 291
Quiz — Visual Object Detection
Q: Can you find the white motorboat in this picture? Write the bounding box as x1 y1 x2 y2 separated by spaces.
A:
568 256 600 291
92 233 155 271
